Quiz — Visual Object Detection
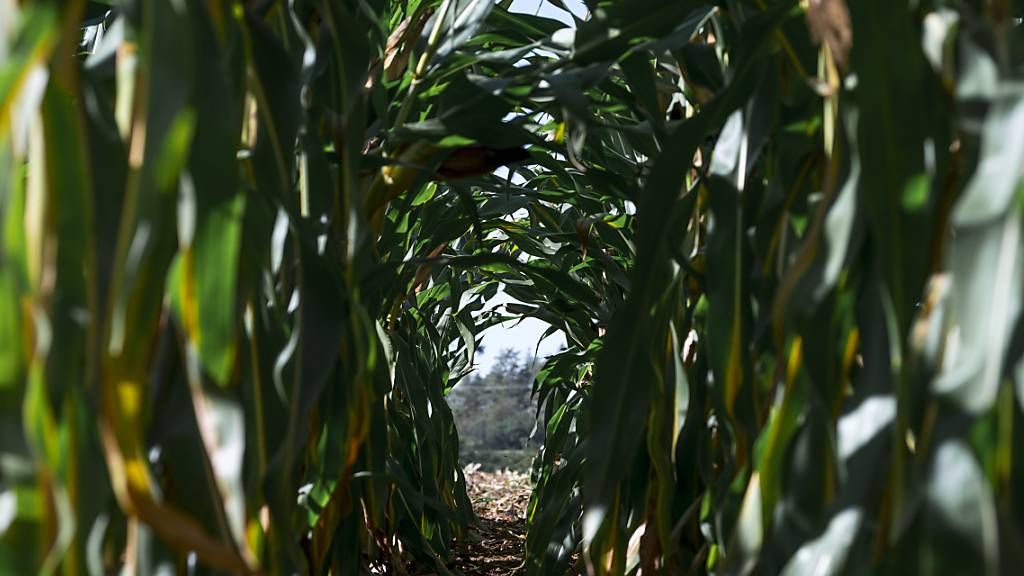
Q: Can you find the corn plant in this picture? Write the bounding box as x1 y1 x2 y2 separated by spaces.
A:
3 0 1024 575
520 1 1024 574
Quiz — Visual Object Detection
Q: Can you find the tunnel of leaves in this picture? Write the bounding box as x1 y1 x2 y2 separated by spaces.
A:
3 0 1024 574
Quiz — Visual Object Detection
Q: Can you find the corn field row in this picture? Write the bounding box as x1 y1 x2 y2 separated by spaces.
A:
2 0 1024 574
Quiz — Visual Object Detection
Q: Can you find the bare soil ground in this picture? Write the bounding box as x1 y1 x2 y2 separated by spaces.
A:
446 466 531 576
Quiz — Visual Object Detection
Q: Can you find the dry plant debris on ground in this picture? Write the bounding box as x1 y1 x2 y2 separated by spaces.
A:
444 465 532 575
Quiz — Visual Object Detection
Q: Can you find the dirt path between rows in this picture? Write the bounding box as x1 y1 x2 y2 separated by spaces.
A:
447 467 531 575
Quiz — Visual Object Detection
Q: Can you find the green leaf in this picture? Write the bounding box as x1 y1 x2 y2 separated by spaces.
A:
922 440 999 574
180 193 246 386
0 271 21 387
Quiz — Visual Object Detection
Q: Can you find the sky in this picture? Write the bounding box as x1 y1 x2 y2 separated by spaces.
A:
472 0 587 373
507 0 588 20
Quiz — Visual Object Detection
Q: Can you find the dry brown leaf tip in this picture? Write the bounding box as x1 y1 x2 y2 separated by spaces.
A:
806 0 852 68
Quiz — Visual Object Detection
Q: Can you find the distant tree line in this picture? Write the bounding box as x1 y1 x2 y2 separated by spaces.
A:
449 349 541 470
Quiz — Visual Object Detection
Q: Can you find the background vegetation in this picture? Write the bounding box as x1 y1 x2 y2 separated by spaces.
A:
3 0 1024 575
449 348 541 471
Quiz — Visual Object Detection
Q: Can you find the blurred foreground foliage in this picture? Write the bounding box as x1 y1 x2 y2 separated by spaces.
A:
3 0 1024 574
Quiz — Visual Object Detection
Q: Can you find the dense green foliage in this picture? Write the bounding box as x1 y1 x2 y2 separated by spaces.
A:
4 0 1024 574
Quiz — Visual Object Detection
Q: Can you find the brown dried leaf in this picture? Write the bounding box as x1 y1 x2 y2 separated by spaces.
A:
806 0 852 68
384 10 431 82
